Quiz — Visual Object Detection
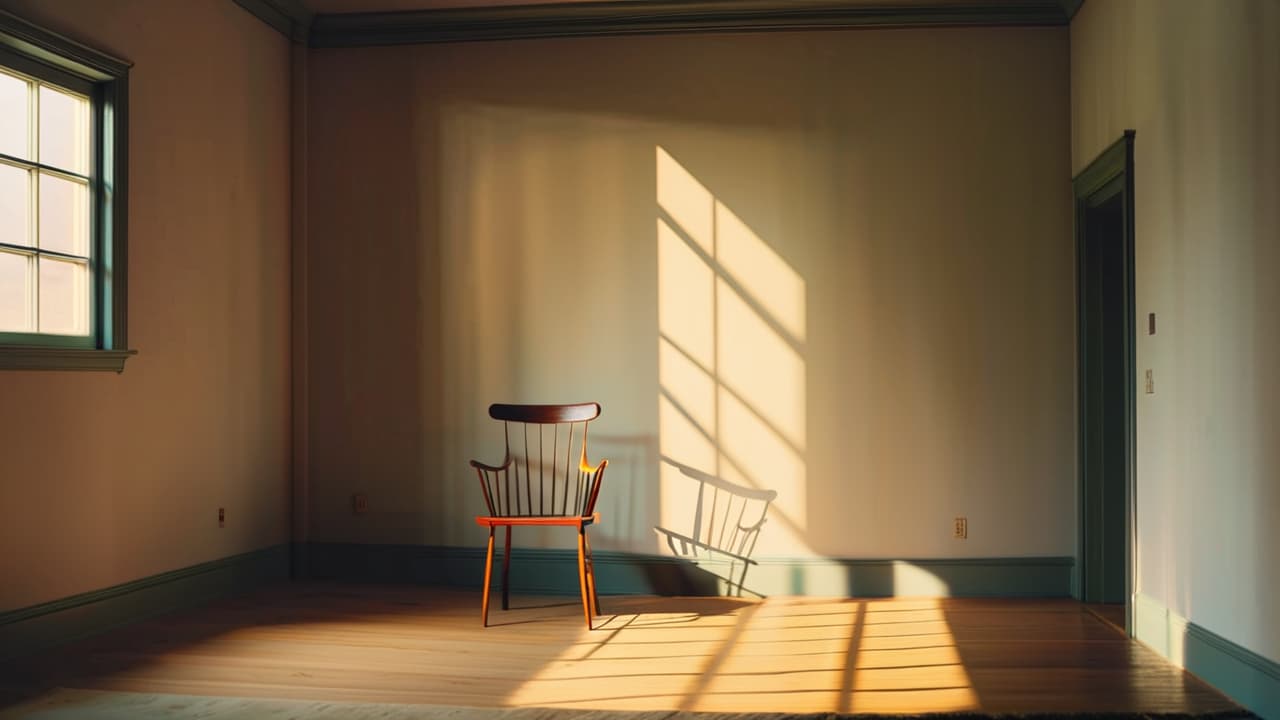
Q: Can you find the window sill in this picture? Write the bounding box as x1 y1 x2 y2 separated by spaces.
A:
0 346 137 373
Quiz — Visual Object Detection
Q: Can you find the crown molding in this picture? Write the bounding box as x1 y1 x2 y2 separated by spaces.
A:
233 0 314 43
0 9 131 78
306 0 1078 48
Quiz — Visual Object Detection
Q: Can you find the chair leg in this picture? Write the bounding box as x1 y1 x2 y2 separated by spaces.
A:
584 531 600 616
481 526 495 627
501 525 512 611
576 525 592 630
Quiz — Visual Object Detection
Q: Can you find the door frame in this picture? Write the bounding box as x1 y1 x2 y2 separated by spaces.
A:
1073 130 1136 634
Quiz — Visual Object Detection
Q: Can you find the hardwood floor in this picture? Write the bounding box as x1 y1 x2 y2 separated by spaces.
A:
1085 602 1127 632
0 584 1243 716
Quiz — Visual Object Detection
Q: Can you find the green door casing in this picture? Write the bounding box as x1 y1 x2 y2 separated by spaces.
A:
1074 132 1136 613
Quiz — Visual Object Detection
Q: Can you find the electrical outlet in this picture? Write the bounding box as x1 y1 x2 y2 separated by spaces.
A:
218 507 225 528
1145 369 1155 394
954 516 967 539
352 494 368 514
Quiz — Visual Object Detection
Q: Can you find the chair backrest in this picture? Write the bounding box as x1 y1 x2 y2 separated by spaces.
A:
659 457 778 561
472 402 608 518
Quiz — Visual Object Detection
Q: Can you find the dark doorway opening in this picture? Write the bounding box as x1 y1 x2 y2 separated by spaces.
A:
1074 131 1136 631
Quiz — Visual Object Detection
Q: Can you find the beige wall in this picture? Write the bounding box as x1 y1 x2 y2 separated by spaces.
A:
0 0 292 610
308 27 1075 565
1073 0 1280 662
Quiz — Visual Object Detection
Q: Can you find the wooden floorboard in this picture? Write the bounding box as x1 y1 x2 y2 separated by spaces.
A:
0 584 1244 715
1086 602 1128 633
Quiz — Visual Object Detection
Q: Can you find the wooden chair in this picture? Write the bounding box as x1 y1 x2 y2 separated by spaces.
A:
654 457 777 597
471 402 609 629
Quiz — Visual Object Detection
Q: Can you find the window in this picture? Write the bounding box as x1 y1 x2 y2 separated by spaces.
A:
0 11 132 371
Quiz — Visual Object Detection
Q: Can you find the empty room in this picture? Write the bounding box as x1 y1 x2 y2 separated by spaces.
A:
0 0 1276 718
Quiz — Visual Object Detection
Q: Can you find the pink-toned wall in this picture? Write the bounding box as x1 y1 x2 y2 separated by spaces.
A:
0 0 292 610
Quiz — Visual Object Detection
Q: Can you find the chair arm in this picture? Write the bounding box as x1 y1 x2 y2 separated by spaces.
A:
470 457 512 472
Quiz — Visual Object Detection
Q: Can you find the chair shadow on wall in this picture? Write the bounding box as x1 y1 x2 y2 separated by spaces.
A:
654 456 778 597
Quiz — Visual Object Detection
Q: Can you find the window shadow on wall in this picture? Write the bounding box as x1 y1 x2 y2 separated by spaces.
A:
656 146 810 575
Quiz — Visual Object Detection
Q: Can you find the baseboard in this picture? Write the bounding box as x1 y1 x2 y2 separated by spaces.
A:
1134 593 1280 719
0 544 290 662
305 543 1073 598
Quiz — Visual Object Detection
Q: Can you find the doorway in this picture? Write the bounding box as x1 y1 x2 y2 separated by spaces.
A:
1075 131 1135 631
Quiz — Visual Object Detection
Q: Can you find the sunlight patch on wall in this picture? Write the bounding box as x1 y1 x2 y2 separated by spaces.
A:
716 277 806 451
718 389 806 530
655 145 810 560
715 201 806 344
657 218 715 369
656 148 714 255
658 393 718 534
658 336 716 432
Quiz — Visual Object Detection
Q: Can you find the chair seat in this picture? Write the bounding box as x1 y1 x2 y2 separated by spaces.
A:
476 513 599 528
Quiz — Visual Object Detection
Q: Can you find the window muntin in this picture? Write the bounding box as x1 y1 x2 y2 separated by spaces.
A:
0 10 132 371
0 63 93 340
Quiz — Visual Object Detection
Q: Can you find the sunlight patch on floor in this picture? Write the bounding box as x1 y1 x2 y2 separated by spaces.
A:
506 596 979 713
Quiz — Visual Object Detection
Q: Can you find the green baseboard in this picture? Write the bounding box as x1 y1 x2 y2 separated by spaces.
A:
0 544 290 662
305 543 1073 598
1134 593 1280 719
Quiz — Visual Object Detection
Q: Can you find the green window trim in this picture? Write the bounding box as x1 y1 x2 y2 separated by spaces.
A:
0 10 134 372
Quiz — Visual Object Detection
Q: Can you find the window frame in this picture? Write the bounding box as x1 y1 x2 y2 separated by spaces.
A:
0 10 132 372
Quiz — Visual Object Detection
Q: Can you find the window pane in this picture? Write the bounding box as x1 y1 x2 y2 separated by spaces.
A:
38 257 89 335
38 172 89 257
0 71 30 160
0 163 31 247
38 85 90 175
0 250 33 332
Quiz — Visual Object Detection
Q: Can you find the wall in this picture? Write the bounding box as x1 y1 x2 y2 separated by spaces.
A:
1072 0 1280 666
0 0 292 610
307 27 1073 568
